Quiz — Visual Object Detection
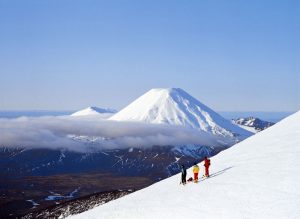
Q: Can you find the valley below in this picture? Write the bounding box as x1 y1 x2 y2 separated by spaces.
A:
0 171 151 218
0 144 217 218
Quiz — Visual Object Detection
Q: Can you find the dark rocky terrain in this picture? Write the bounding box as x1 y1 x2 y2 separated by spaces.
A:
14 189 133 219
0 144 219 218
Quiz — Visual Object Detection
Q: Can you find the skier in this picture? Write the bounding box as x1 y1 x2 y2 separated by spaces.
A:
193 162 199 182
204 157 211 177
181 164 187 185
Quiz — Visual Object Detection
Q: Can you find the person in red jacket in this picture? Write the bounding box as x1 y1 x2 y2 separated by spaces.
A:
204 157 210 177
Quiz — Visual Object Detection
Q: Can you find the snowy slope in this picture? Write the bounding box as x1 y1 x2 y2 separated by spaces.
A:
69 111 300 219
71 107 116 118
110 88 251 139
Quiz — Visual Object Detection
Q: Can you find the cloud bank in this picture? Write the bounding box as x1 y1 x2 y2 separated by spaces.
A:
0 116 231 152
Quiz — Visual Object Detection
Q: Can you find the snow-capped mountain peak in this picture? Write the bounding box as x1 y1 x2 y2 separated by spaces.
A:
71 107 117 117
109 88 251 139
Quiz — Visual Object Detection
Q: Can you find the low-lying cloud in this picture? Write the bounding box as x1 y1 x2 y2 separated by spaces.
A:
0 116 231 152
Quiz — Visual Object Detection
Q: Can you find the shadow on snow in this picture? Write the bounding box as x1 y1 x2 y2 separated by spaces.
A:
198 166 234 182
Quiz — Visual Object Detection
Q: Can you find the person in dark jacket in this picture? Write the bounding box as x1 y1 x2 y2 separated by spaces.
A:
204 157 211 177
181 164 187 185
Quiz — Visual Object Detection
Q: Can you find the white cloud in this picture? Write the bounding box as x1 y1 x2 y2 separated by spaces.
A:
0 116 231 152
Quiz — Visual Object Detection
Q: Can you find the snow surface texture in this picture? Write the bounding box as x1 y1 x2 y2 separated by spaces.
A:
69 111 300 219
110 88 251 139
71 106 116 118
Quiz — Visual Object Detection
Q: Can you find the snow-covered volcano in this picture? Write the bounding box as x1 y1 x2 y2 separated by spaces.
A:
109 88 251 139
71 107 117 117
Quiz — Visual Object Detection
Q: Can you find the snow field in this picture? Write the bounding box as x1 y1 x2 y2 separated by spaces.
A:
69 111 300 219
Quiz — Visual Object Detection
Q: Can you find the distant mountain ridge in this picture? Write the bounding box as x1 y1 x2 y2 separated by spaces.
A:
71 107 117 117
232 117 275 131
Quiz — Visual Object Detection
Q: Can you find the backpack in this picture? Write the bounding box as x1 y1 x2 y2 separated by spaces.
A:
187 177 193 182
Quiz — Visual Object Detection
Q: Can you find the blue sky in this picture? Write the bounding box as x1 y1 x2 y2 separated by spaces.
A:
0 0 299 111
